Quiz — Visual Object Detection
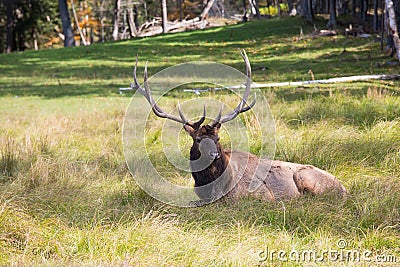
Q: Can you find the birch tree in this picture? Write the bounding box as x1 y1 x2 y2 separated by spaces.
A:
386 0 400 60
161 0 168 33
5 0 15 53
248 0 261 19
113 0 121 40
200 0 215 20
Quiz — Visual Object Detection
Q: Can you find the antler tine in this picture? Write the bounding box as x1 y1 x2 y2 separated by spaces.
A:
131 55 141 91
192 104 206 128
133 57 188 124
143 62 160 113
239 49 251 108
210 105 223 127
240 96 256 112
177 102 189 124
211 49 256 125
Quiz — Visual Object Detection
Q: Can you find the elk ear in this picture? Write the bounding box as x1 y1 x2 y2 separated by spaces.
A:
214 123 221 132
183 124 196 137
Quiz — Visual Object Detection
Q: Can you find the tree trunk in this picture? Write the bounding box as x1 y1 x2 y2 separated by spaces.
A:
134 4 139 27
6 0 15 53
248 0 261 19
178 0 183 21
32 28 38 50
58 0 75 47
381 0 385 50
276 0 281 17
200 0 215 20
327 0 338 28
337 0 343 15
325 0 329 13
301 0 315 22
386 0 400 60
373 0 378 31
288 0 294 12
71 0 87 45
360 0 367 22
100 0 105 42
161 0 168 33
113 0 121 40
127 5 138 37
242 0 248 22
17 27 25 51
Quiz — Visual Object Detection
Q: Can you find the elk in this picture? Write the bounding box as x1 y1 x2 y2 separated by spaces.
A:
131 51 346 204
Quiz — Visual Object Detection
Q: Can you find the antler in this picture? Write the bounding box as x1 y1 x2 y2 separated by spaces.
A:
131 56 206 127
210 49 256 127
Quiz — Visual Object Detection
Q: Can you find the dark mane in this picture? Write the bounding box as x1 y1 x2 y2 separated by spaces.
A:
190 125 228 188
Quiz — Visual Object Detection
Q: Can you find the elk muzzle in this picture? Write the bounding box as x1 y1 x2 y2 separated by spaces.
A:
209 151 221 160
199 138 220 161
190 138 221 172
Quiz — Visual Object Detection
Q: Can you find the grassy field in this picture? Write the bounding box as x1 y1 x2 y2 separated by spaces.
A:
1 16 400 266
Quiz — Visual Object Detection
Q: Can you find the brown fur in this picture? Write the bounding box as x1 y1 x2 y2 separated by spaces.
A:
185 124 346 203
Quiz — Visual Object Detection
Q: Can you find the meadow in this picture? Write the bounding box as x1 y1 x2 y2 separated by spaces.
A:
0 17 399 266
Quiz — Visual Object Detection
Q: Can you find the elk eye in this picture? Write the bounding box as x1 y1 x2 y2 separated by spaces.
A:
195 137 201 143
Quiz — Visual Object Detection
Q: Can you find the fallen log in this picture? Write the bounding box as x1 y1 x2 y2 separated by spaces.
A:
253 74 400 88
182 74 400 94
120 74 400 95
139 17 208 37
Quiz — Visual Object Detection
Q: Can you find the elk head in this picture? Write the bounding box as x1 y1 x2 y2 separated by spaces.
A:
131 50 255 197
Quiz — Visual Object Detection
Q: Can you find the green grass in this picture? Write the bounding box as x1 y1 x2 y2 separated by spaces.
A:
1 17 400 266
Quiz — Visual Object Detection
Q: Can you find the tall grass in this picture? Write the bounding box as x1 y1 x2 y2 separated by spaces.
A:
0 87 398 265
0 135 17 180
